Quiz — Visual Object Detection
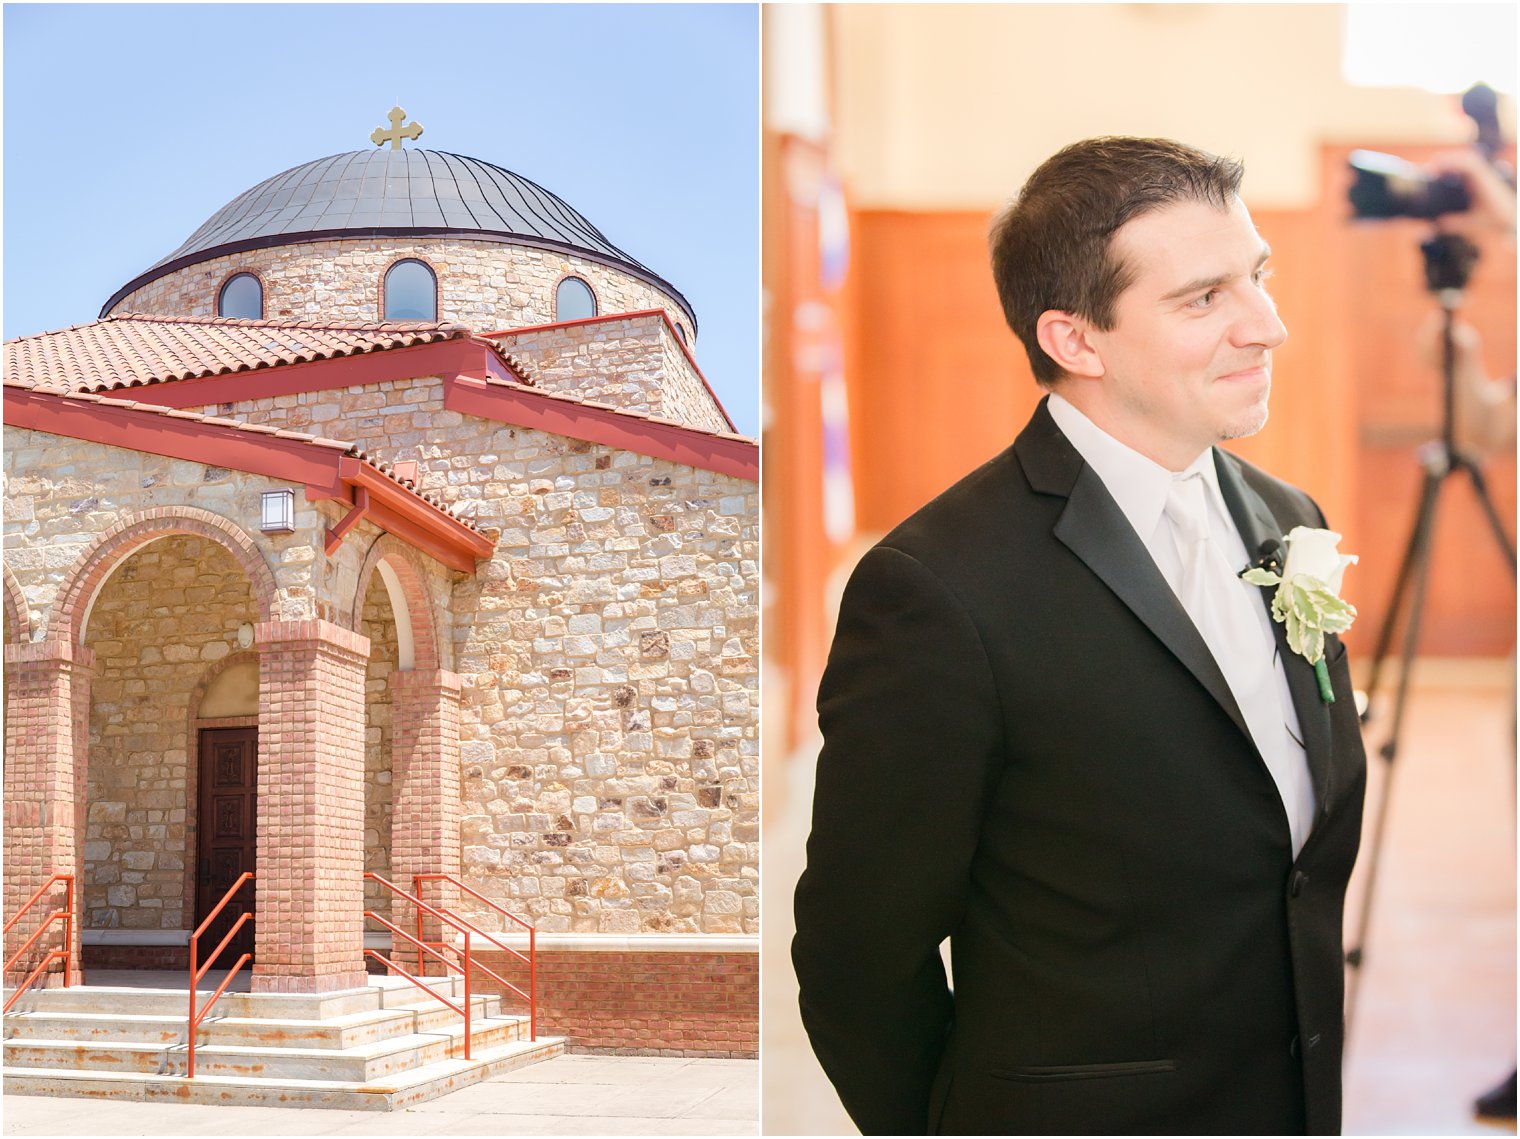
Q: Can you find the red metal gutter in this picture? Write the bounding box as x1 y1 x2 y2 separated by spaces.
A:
443 374 757 482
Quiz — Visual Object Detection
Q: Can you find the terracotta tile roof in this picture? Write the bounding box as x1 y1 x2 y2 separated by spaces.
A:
4 312 528 394
4 379 482 532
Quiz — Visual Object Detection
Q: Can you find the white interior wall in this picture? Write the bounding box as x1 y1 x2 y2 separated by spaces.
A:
829 4 1514 209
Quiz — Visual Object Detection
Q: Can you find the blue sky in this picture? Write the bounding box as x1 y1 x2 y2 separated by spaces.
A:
3 3 760 435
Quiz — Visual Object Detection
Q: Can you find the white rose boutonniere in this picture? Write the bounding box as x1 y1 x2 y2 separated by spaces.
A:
1241 526 1358 704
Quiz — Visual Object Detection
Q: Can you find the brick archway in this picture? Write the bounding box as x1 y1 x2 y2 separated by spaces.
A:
352 537 459 957
3 562 31 644
10 508 277 986
352 537 441 672
52 508 278 647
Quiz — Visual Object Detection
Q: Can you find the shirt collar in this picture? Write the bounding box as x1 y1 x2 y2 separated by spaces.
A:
1045 392 1230 539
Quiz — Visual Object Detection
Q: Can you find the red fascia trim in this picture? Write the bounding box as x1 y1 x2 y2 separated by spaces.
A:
339 457 495 573
4 387 345 497
5 387 494 574
483 310 667 339
443 375 757 482
487 309 737 432
107 337 503 409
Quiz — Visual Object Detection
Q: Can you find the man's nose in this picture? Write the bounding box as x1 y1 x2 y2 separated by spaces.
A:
1235 286 1288 350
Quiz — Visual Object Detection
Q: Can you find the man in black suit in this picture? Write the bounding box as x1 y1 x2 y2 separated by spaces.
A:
793 137 1367 1135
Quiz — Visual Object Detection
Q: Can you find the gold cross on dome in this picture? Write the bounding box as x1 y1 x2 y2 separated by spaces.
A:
371 106 423 150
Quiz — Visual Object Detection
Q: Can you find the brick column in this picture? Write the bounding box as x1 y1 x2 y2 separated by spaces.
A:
252 620 370 994
389 668 462 973
3 637 94 987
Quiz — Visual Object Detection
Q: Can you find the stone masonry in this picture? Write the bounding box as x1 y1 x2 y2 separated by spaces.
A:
7 192 757 1048
494 312 729 433
109 238 695 345
182 376 759 936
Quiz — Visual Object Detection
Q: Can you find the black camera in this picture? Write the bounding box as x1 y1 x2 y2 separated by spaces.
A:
1348 150 1472 221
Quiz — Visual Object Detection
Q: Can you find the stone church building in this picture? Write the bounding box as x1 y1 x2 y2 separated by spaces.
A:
3 114 758 1083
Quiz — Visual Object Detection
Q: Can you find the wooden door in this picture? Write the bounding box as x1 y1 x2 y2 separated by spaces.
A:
195 728 257 963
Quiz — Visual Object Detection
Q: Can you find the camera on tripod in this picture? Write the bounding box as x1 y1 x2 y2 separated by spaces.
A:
1345 81 1511 226
1347 151 1472 220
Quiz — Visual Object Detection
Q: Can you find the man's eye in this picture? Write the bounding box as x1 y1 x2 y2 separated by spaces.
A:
1254 267 1275 287
1187 288 1220 310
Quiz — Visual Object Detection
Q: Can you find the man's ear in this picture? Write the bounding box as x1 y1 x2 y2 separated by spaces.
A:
1036 311 1104 379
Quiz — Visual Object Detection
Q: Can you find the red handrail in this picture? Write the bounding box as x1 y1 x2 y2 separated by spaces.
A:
414 873 536 1041
365 872 483 1060
187 871 254 1078
3 874 75 1013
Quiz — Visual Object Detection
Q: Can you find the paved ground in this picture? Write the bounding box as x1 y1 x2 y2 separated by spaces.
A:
3 1055 758 1136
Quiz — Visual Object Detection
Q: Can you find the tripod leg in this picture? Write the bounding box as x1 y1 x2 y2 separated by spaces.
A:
1384 485 1440 762
1363 463 1444 718
1459 457 1519 576
1345 466 1443 1032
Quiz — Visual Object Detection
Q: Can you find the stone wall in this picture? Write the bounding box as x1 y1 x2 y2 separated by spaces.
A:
7 365 757 961
660 328 728 433
187 377 761 937
493 313 730 433
2 430 325 630
108 238 694 344
362 573 398 920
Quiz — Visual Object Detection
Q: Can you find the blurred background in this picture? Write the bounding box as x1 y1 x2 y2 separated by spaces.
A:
761 5 1516 1135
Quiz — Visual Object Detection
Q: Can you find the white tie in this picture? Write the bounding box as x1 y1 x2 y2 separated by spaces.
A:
1164 473 1314 854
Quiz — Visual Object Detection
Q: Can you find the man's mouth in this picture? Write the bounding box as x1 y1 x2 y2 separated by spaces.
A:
1217 364 1270 382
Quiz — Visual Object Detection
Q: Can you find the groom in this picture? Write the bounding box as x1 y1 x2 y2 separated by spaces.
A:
793 137 1367 1135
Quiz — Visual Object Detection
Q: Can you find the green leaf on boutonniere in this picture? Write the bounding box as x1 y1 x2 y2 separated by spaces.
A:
1242 528 1358 704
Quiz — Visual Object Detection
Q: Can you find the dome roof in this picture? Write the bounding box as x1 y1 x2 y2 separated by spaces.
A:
101 149 694 325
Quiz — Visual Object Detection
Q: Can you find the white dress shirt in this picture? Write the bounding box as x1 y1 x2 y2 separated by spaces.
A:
1046 393 1315 856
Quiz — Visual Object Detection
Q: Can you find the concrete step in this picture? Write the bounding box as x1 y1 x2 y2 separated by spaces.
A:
2 1034 566 1110
3 973 476 1020
4 991 506 1048
2 972 554 1111
5 1011 532 1082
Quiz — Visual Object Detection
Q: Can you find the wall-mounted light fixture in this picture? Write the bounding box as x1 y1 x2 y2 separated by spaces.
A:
236 623 255 650
261 489 295 533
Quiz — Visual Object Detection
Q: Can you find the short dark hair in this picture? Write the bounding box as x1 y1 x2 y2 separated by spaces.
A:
989 137 1244 387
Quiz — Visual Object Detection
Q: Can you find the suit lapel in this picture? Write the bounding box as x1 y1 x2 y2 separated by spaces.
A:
1213 450 1334 807
1015 401 1255 748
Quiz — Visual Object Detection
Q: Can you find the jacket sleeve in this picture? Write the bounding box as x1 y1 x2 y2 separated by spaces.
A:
793 543 1004 1135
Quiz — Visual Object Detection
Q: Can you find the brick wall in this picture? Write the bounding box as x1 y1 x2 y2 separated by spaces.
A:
471 943 758 1057
82 943 184 970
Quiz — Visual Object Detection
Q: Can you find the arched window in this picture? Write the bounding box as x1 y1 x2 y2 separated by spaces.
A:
218 273 263 320
383 259 437 321
555 276 597 322
674 322 689 345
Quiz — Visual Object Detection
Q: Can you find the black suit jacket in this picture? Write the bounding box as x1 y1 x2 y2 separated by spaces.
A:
793 400 1366 1135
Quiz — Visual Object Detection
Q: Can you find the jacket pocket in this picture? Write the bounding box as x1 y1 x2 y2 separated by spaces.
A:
989 1058 1177 1082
